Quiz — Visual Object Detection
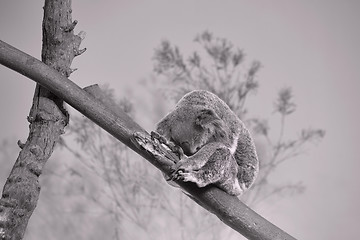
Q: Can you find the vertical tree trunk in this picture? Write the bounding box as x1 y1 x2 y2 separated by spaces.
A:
0 1 84 239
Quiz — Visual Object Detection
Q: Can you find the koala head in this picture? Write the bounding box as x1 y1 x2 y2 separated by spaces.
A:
162 108 228 156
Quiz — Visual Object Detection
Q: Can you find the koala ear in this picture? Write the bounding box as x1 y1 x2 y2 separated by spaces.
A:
194 109 228 140
196 109 227 138
195 109 220 127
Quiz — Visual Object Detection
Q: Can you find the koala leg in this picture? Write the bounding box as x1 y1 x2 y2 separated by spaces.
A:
173 147 227 187
173 144 241 194
172 142 222 173
188 147 233 188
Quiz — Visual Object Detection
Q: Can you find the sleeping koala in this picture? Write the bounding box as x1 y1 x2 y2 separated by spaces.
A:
155 90 259 196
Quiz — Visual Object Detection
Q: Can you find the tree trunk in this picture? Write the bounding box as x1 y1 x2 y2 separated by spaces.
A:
0 1 84 239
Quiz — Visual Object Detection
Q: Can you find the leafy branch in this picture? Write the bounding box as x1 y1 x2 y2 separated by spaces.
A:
154 30 261 118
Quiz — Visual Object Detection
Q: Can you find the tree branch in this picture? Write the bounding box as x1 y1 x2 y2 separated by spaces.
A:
0 40 296 240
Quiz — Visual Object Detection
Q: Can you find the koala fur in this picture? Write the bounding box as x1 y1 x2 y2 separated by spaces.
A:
156 90 259 196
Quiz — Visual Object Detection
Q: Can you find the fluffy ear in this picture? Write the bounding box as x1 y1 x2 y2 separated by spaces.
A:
195 109 219 127
195 109 227 138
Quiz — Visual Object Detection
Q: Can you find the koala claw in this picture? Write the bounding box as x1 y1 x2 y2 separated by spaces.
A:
177 171 197 183
170 169 184 181
171 169 198 183
151 131 166 143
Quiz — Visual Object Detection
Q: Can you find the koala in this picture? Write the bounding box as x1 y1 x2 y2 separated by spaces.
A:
155 90 259 196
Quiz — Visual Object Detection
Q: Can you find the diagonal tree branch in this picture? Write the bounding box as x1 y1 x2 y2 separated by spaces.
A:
0 40 296 240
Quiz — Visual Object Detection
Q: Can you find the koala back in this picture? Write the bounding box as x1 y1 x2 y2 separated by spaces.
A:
175 90 241 148
234 126 259 189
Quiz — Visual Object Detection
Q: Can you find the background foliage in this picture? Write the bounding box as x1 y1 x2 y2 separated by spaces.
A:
49 31 324 239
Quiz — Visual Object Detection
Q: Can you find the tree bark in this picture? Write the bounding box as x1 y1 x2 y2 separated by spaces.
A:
0 1 84 239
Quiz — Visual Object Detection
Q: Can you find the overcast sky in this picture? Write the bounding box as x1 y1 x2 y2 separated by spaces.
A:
1 1 360 239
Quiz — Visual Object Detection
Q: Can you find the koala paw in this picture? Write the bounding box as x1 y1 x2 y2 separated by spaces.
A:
172 169 198 183
151 131 166 144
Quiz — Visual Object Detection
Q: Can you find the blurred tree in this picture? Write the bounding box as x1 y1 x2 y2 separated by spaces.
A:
62 31 325 239
152 30 325 206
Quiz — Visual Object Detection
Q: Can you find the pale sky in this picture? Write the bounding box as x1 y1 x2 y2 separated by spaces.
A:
1 1 360 239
